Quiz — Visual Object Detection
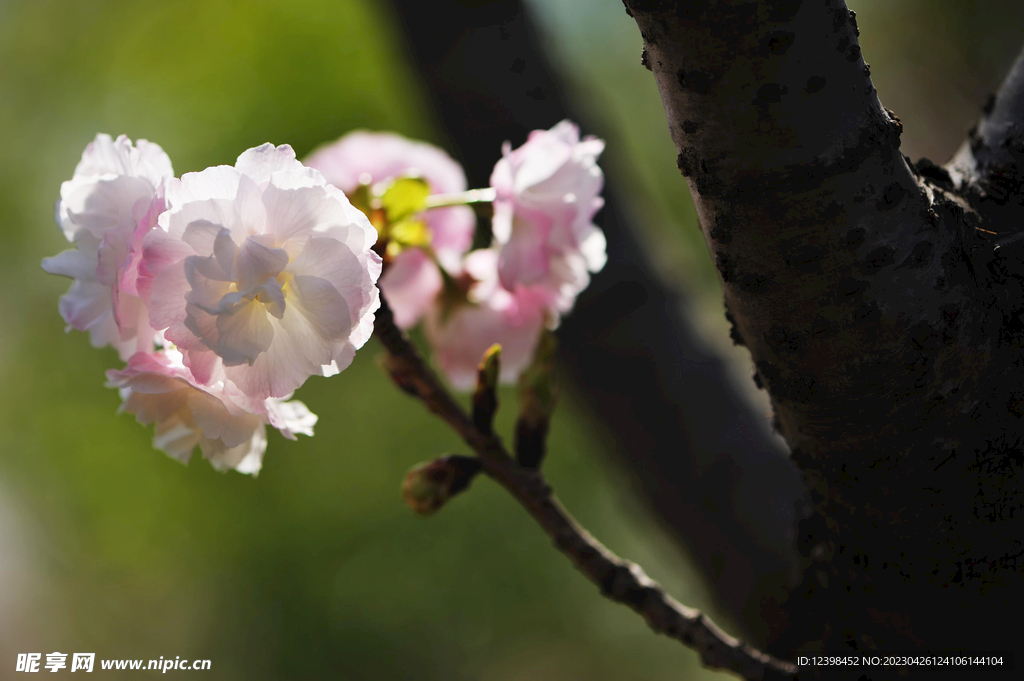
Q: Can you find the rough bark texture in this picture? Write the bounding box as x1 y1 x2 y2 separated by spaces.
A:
386 0 806 645
950 49 1024 236
624 0 1024 675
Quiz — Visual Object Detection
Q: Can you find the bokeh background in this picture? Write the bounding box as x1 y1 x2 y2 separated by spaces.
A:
1 0 1023 678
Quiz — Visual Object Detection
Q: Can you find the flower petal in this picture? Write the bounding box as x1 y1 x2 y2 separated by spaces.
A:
234 143 304 184
147 259 191 329
212 299 275 366
265 398 317 440
167 166 240 206
235 236 288 292
42 246 98 281
379 248 443 329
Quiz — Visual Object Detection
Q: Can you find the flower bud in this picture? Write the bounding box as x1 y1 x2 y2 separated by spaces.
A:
472 344 502 432
402 455 482 515
515 331 558 469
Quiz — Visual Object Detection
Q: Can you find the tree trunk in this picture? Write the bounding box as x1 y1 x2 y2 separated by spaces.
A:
624 0 1024 673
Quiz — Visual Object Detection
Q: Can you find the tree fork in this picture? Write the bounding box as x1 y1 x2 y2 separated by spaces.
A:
625 0 1024 670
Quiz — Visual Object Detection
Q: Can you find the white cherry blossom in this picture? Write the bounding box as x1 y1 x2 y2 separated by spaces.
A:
42 134 172 358
107 348 316 475
140 144 382 399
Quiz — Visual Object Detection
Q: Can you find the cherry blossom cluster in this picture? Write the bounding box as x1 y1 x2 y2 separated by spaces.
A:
305 120 606 389
43 135 381 474
43 121 605 472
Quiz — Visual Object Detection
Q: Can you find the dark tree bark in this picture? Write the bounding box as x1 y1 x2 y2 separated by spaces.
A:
385 0 806 645
624 0 1024 674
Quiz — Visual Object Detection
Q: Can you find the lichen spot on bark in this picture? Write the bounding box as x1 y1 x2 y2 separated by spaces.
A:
805 76 826 94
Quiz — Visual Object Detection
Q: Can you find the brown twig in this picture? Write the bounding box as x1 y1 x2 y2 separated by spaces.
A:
374 296 798 681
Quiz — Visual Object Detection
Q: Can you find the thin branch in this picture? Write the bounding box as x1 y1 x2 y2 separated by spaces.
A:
386 0 803 645
373 296 798 681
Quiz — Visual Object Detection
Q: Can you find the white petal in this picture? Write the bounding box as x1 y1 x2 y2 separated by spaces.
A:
153 421 200 463
213 228 239 278
253 277 286 319
140 229 195 285
512 136 573 194
547 120 582 145
58 280 113 335
186 390 260 448
109 349 274 474
346 285 379 352
184 256 234 312
135 139 175 185
262 183 343 243
222 275 354 399
167 166 241 206
59 176 153 242
147 260 191 329
266 398 317 440
42 247 98 281
235 236 288 292
210 428 267 476
286 236 361 290
579 226 607 273
165 198 243 244
490 201 514 244
224 316 322 399
182 220 229 258
233 173 268 235
235 143 304 184
75 134 173 186
329 342 358 375
74 134 133 177
213 299 275 366
289 275 352 341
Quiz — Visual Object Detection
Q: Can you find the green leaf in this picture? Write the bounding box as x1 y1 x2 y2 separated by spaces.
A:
380 176 430 223
388 219 431 248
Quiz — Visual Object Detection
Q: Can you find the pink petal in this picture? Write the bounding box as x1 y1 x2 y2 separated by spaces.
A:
380 248 443 329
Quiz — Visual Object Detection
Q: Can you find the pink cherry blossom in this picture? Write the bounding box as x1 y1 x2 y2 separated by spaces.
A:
304 131 475 328
376 247 444 329
139 143 382 400
424 249 552 389
490 120 606 312
42 134 172 358
107 348 316 475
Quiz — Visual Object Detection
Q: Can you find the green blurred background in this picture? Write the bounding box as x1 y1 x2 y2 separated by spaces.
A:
1 0 1022 678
